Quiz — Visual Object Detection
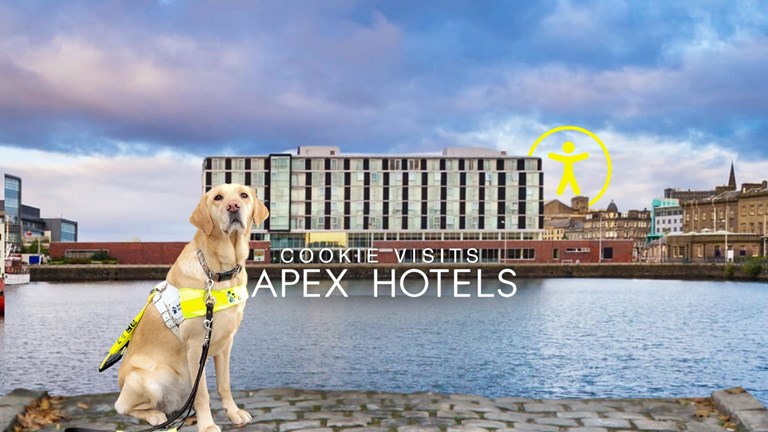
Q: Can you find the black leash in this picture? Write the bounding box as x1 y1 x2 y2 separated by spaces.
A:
66 299 215 432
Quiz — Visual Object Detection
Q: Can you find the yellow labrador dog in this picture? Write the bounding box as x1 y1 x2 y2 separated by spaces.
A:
114 183 269 432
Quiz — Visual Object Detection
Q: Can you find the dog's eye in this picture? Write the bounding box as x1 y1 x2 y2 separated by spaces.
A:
214 194 223 201
240 193 248 199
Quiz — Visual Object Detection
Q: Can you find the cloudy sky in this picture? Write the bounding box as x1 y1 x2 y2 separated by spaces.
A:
1 1 767 241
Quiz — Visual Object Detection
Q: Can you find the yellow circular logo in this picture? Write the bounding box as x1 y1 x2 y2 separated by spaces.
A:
528 125 612 207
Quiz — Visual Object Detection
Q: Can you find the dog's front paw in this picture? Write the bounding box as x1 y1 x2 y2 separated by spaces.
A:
227 408 252 425
198 423 221 432
145 411 168 426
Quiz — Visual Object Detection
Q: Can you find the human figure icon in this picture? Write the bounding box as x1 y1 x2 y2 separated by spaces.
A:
548 141 589 195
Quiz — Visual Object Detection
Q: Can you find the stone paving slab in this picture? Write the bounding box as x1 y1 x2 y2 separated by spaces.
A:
1 387 765 432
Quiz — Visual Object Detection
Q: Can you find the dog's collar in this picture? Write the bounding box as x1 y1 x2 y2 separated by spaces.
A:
196 249 242 282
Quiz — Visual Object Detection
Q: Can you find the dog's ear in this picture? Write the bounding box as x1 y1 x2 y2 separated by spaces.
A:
190 194 214 235
252 192 270 227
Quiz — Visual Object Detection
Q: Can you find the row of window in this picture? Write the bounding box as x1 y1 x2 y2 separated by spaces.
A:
741 204 766 216
669 244 760 258
283 188 542 202
208 157 540 172
286 215 540 230
656 227 680 233
285 201 542 214
208 172 542 188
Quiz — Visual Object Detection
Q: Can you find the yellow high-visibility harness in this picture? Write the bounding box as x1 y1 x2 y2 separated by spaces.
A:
99 282 248 372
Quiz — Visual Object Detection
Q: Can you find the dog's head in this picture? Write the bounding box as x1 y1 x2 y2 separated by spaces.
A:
189 183 270 237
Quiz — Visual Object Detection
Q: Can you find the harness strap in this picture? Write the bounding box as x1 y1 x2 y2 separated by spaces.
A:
153 282 184 342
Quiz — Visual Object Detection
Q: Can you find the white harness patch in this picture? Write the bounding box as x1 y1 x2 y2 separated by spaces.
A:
152 281 185 341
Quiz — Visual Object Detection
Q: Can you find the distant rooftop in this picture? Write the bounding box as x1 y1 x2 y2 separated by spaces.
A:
292 146 511 157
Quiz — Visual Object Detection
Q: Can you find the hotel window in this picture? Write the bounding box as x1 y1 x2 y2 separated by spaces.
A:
233 158 245 170
759 205 764 215
431 216 440 229
212 159 225 170
252 173 265 186
741 206 747 216
750 205 755 215
330 159 339 170
291 217 304 230
312 172 324 185
211 172 225 186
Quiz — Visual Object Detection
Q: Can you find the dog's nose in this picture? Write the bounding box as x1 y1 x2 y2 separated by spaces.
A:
226 201 241 213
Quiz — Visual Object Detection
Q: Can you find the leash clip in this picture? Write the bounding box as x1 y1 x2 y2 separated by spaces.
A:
205 278 216 306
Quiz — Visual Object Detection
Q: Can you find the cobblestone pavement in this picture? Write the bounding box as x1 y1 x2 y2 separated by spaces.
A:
3 387 767 432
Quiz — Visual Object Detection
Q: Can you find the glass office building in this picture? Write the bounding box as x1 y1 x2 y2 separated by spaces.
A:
3 174 22 245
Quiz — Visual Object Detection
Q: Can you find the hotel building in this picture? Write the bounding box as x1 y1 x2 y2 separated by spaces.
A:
201 146 636 264
203 146 550 263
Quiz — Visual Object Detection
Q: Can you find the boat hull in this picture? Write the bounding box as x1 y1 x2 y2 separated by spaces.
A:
5 273 30 285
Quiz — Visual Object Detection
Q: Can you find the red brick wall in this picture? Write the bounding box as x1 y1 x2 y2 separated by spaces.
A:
372 239 634 264
50 241 271 265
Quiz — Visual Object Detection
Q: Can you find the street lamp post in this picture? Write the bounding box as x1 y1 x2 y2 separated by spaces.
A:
725 197 730 262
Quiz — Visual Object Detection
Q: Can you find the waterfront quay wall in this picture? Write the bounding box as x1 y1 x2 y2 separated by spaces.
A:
30 263 768 282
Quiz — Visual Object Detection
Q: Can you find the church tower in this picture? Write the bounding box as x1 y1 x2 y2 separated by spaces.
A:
728 162 736 190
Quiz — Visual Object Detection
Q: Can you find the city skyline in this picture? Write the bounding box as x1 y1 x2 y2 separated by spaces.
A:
1 1 767 241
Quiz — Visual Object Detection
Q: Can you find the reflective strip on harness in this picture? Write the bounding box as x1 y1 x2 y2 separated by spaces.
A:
178 284 248 319
99 291 154 372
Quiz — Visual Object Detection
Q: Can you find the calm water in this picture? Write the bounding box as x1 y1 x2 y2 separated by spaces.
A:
1 278 766 404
